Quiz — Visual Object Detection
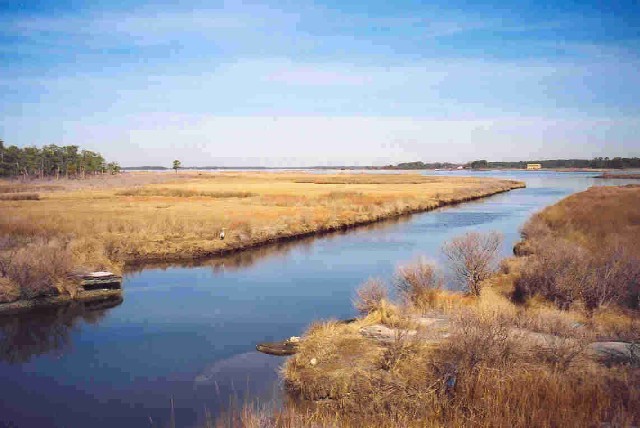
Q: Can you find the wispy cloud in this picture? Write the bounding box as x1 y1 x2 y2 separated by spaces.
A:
1 0 638 162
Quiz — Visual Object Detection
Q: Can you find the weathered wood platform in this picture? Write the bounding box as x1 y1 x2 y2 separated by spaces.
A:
79 272 122 291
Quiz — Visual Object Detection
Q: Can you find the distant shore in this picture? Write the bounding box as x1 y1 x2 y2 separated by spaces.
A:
595 172 640 179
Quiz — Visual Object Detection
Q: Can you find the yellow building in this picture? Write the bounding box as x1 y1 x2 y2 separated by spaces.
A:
526 163 542 170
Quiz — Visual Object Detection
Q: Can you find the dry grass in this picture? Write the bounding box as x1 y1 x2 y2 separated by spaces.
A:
0 171 522 299
273 284 639 428
515 185 640 310
115 188 256 198
267 188 640 428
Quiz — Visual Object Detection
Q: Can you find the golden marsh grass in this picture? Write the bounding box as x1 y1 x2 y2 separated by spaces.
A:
268 186 640 428
0 171 523 301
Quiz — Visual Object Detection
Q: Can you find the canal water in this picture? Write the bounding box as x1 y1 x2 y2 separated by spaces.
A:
0 171 636 427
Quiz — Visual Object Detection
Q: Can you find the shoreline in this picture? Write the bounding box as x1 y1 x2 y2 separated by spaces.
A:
595 172 640 179
124 181 525 268
0 174 524 314
0 289 123 316
274 184 640 427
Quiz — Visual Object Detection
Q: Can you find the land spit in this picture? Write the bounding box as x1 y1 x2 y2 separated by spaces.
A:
125 180 526 266
0 172 525 307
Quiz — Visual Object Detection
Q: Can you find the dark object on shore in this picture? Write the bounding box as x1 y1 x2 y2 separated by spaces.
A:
256 338 300 356
513 240 533 256
0 272 123 316
595 173 640 179
0 289 123 316
256 319 357 356
80 272 122 291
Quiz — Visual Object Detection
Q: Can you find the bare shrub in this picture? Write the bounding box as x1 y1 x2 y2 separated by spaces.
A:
393 257 442 308
0 236 20 278
6 238 75 299
520 216 551 241
353 277 388 315
515 237 640 310
442 231 503 295
514 238 587 308
378 330 419 371
532 335 589 371
448 310 517 369
0 277 20 303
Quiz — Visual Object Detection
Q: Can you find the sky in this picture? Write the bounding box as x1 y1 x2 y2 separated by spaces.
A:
1 0 639 166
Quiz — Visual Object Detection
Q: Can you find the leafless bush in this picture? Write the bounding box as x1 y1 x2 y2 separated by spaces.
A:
0 236 20 278
520 216 551 241
442 231 503 296
448 310 517 369
532 335 589 371
354 278 388 315
515 237 640 310
394 257 442 308
378 330 418 371
0 277 20 303
6 238 75 299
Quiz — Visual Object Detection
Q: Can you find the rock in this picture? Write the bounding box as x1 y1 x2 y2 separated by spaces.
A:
589 342 638 365
359 324 417 343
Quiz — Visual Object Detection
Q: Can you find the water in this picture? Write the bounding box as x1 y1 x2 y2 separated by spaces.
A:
0 171 636 427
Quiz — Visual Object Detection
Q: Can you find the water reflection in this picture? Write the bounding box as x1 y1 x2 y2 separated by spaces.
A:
0 296 122 364
3 171 636 428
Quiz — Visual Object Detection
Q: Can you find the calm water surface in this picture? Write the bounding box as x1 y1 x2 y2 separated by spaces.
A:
0 171 636 427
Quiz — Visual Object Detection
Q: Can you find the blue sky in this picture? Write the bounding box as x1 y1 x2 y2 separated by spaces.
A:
1 0 639 166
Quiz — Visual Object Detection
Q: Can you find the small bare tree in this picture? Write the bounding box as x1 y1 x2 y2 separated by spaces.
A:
442 232 503 296
394 257 442 307
354 277 388 315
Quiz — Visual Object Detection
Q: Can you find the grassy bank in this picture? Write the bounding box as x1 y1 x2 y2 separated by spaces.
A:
596 173 640 179
238 185 640 428
0 171 523 303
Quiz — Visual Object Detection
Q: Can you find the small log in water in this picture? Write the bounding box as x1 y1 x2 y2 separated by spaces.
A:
256 340 300 356
256 319 358 356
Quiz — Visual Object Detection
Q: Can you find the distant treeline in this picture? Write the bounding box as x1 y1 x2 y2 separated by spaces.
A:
0 140 120 178
122 166 169 171
384 157 640 170
383 161 459 170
